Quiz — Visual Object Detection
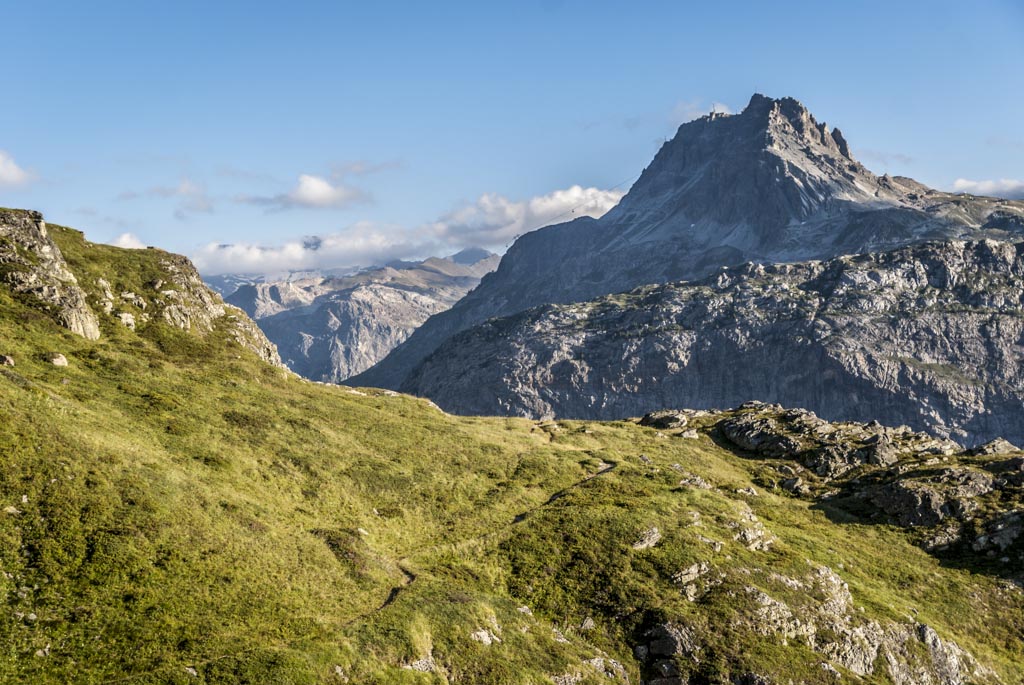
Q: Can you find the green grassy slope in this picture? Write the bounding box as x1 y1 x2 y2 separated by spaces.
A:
0 223 1020 684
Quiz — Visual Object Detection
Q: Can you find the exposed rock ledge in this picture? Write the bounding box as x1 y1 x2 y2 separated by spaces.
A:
0 209 99 339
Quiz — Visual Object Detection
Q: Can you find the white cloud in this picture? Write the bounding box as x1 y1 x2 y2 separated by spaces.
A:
0 151 31 186
191 222 432 275
111 232 147 249
240 173 369 211
193 184 624 276
118 177 214 220
671 99 733 126
429 184 625 248
952 178 1024 200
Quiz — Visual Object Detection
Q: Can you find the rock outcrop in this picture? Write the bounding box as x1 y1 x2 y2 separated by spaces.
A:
152 254 284 367
703 402 1023 581
225 250 497 382
0 209 100 339
403 239 1024 446
352 94 1024 391
0 210 283 368
634 561 992 685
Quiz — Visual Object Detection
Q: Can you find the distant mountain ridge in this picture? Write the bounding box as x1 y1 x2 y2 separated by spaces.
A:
351 94 1024 390
225 249 498 382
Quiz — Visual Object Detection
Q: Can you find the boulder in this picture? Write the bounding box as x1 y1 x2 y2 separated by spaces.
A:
869 482 946 527
632 527 662 550
640 410 689 430
719 414 801 458
971 438 1020 456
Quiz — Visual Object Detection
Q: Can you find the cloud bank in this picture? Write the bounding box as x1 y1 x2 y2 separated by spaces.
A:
0 151 31 186
192 184 624 275
952 178 1024 200
429 184 624 248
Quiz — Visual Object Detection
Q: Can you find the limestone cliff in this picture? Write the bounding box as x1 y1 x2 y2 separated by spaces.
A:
405 239 1024 446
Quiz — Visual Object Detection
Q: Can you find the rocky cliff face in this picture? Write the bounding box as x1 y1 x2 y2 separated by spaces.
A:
351 94 1024 390
405 239 1024 446
0 209 283 367
226 251 497 382
0 209 100 339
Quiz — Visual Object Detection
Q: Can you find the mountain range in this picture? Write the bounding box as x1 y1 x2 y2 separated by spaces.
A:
1 208 1022 683
352 95 1024 391
4 90 1024 683
220 248 497 382
349 94 1024 447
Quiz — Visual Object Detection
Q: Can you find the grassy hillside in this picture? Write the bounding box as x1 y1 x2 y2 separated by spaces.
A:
0 222 1021 683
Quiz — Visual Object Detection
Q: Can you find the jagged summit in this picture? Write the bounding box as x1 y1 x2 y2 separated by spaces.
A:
350 95 1024 390
743 93 854 160
602 93 908 250
679 93 854 161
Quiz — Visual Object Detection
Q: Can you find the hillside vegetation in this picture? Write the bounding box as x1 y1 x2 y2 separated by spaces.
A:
0 216 1021 683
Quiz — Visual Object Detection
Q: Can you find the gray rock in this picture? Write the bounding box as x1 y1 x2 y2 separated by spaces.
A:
404 239 1024 446
870 482 947 527
971 438 1020 456
153 255 284 368
643 621 700 658
632 527 662 550
971 511 1023 553
403 653 435 672
781 477 809 496
48 353 68 367
0 209 100 339
640 409 689 430
719 415 802 458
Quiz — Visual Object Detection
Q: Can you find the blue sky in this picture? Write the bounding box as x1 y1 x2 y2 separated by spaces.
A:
2 0 1022 274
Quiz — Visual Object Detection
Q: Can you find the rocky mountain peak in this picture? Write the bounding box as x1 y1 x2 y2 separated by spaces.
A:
351 96 1024 392
757 94 856 162
601 93 886 243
